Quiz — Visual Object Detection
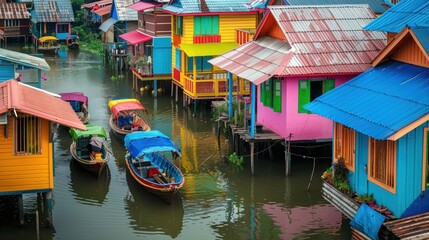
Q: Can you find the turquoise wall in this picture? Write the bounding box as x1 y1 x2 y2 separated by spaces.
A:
153 37 172 75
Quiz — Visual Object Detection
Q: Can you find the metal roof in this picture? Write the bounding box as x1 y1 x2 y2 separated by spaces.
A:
113 0 137 21
364 0 429 33
32 0 75 23
163 0 254 14
99 17 118 32
0 2 30 19
269 5 386 76
93 5 111 16
81 0 112 9
208 36 292 85
0 80 86 130
284 0 388 14
119 30 153 45
0 48 50 71
304 61 429 140
412 26 429 55
128 1 162 12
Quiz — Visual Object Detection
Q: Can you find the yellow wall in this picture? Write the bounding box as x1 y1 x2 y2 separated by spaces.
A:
0 117 53 193
219 15 257 42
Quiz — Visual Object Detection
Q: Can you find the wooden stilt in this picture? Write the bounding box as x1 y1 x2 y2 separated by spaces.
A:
251 142 255 175
268 142 273 160
43 191 53 228
171 81 174 98
175 85 178 103
285 139 291 176
18 194 24 225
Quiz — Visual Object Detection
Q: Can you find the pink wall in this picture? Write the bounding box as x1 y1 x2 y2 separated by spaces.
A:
257 75 353 142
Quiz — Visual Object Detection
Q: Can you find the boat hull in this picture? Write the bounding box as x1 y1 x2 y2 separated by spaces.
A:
125 155 183 204
68 42 79 50
70 142 109 178
109 114 150 141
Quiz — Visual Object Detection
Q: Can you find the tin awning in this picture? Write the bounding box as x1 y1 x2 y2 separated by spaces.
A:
99 18 118 32
180 42 238 57
119 30 152 45
128 1 162 12
93 5 111 16
208 36 292 85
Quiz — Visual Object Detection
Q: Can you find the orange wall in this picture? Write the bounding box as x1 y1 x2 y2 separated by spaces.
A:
0 116 53 194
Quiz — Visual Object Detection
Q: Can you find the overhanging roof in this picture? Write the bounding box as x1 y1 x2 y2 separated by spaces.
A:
128 1 162 12
0 48 50 71
94 5 111 16
99 17 118 32
180 42 238 57
304 61 429 140
0 80 86 130
208 36 292 85
119 30 152 45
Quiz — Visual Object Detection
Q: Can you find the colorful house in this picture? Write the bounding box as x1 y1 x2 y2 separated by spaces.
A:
282 0 390 15
0 80 86 226
304 0 429 222
0 48 50 88
81 0 112 24
209 5 386 141
99 0 137 44
119 0 172 94
30 0 75 41
164 0 262 101
0 1 31 42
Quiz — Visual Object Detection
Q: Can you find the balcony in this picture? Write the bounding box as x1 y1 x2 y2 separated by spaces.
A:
179 72 250 99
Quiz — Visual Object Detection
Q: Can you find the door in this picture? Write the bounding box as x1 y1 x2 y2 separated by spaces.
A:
356 133 368 194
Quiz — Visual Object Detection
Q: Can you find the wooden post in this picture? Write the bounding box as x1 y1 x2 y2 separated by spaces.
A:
251 142 255 175
268 142 273 160
43 191 53 228
18 194 24 225
154 80 158 97
171 81 174 98
175 85 179 103
285 138 291 176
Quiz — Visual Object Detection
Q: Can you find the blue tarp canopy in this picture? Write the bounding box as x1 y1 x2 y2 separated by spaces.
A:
124 131 181 158
350 203 386 240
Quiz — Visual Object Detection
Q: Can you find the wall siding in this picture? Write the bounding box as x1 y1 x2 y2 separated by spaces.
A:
219 15 257 43
392 39 429 68
153 37 172 74
0 117 53 194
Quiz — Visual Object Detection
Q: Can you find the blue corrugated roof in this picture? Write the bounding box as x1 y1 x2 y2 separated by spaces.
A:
411 26 429 55
164 0 252 14
284 0 387 14
304 61 429 140
365 0 429 33
32 0 74 23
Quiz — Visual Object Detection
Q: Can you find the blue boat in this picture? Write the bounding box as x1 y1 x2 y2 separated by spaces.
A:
124 131 184 204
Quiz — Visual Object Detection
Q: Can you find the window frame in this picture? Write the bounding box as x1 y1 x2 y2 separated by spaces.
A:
368 137 396 193
174 16 183 36
260 77 282 113
298 79 335 113
14 114 42 155
334 122 355 171
194 16 219 36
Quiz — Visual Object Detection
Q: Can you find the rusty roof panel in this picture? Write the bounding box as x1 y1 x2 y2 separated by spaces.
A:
114 0 137 21
33 0 74 23
0 2 30 19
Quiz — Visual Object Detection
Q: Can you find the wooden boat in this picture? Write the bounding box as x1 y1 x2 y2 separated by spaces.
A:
38 36 60 54
67 35 79 50
124 131 184 204
108 98 151 140
60 92 90 124
69 124 110 177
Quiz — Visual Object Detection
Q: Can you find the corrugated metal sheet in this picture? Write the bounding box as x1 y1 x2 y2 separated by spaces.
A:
119 30 152 45
304 61 429 140
113 0 137 21
411 26 429 55
93 5 111 16
128 1 162 12
0 80 86 130
163 0 254 14
32 0 74 23
284 0 387 14
268 5 386 76
81 0 111 9
208 36 292 85
99 17 117 32
0 2 30 19
0 48 50 71
365 0 429 33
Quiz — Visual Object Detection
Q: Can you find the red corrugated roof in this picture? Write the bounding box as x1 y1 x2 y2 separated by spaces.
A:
0 80 86 130
81 0 111 9
128 1 162 12
210 5 387 82
93 5 111 16
119 30 152 45
0 2 30 19
111 102 145 117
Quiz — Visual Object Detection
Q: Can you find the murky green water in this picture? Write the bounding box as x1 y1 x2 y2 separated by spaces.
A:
0 46 350 239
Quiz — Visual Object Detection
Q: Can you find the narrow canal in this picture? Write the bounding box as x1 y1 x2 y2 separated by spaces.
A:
0 46 351 239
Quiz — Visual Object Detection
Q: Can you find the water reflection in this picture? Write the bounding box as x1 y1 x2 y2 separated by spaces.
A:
69 161 111 205
125 171 184 238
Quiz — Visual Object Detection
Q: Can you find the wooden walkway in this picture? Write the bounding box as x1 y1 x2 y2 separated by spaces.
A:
383 212 429 239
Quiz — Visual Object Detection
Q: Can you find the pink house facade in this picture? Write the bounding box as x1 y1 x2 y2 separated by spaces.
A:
210 5 386 142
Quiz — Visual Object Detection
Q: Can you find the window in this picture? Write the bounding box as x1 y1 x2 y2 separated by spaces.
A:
194 16 219 35
260 77 282 112
15 115 41 155
368 138 396 192
334 123 355 171
175 49 181 70
298 79 335 113
187 56 212 72
174 16 183 35
57 24 68 33
5 19 19 27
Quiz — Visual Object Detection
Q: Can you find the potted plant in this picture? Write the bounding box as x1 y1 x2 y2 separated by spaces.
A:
321 166 334 185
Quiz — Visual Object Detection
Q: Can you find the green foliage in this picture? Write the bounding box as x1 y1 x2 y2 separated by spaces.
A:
356 193 375 204
333 157 348 183
212 100 246 127
228 152 244 171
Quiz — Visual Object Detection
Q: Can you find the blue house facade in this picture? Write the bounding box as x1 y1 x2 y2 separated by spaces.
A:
305 25 429 218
